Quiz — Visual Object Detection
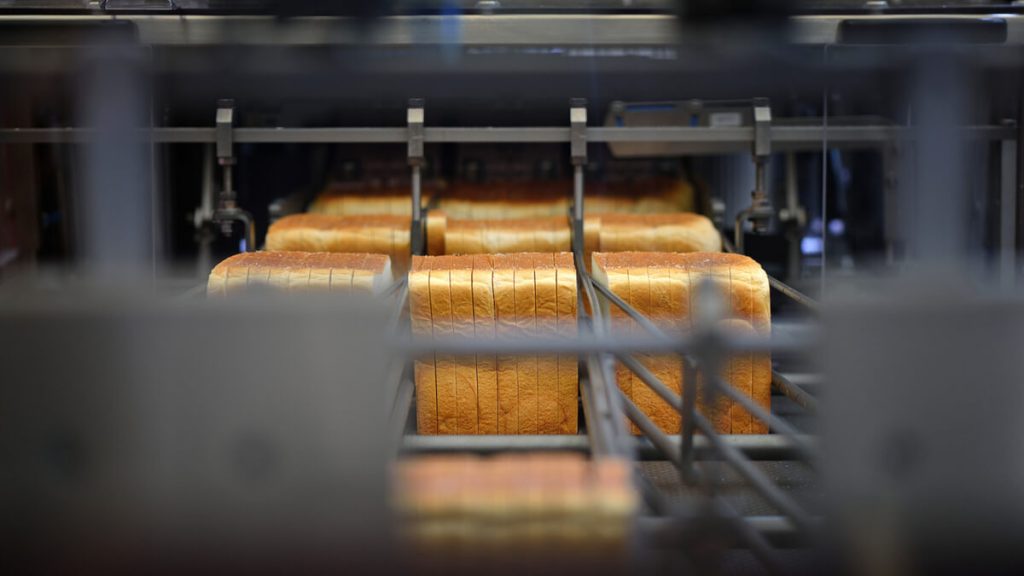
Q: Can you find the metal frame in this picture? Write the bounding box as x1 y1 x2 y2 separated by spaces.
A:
374 99 825 572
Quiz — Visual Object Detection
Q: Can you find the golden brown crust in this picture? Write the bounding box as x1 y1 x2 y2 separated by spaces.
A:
555 252 579 434
534 253 559 434
410 256 438 434
472 254 499 434
513 253 538 434
492 254 519 434
207 251 391 295
450 255 478 434
429 256 457 434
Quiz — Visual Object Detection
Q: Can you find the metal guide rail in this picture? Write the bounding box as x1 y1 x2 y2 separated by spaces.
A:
378 99 821 573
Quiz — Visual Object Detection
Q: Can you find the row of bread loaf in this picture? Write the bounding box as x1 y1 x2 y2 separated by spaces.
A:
308 178 696 218
264 211 722 274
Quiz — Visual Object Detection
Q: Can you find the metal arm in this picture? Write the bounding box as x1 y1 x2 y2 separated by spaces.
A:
735 98 775 254
209 99 256 251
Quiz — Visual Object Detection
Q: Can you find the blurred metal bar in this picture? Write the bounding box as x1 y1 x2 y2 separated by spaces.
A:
1001 136 1017 288
0 124 1013 146
692 412 814 534
638 515 804 549
1 14 1023 46
400 432 814 459
767 274 819 312
711 376 817 463
772 370 818 413
617 388 681 468
403 434 590 454
591 279 667 338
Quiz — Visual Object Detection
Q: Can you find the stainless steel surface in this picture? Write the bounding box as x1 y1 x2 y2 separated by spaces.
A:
0 124 1013 150
0 13 1022 46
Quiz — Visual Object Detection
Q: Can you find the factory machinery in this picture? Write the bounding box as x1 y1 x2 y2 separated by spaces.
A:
1 3 1024 575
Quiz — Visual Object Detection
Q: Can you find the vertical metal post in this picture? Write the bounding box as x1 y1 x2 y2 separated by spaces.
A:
1000 134 1017 288
77 39 152 276
408 99 425 256
211 99 255 252
735 98 774 254
570 98 587 254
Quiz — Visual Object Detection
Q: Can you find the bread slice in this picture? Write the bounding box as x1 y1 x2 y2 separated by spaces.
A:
472 254 499 434
513 253 539 434
646 256 681 434
429 255 457 434
555 252 579 434
590 252 635 433
208 251 391 296
410 256 438 434
626 261 656 436
533 253 560 434
450 255 479 434
749 265 772 433
727 265 753 434
492 254 519 434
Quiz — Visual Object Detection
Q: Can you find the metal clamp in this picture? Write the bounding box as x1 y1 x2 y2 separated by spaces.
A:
209 99 255 252
408 98 426 255
735 98 775 253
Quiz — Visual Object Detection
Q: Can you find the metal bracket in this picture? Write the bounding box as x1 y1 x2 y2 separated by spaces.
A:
209 99 255 252
408 99 426 255
570 98 588 256
735 98 775 253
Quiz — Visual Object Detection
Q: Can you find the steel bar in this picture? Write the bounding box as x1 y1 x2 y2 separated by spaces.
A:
0 124 1013 146
400 431 813 460
711 376 816 463
389 374 414 453
1001 136 1018 288
3 14 1024 47
591 279 667 338
402 434 590 454
634 434 816 462
638 515 804 550
767 274 819 312
616 351 682 411
616 388 682 468
771 370 818 413
692 412 814 534
402 330 811 356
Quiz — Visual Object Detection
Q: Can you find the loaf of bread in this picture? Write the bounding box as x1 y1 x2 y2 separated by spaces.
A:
409 253 578 435
308 183 432 216
266 214 410 274
432 212 719 261
590 251 770 434
308 178 694 219
393 453 636 565
207 251 393 296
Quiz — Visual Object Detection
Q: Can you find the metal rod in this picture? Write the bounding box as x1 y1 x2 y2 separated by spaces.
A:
0 124 1013 146
591 279 668 338
711 376 817 463
616 351 682 411
616 388 682 468
394 431 814 460
403 434 591 454
389 374 414 453
1001 136 1018 288
767 274 819 312
634 434 816 462
691 412 815 534
771 370 818 413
